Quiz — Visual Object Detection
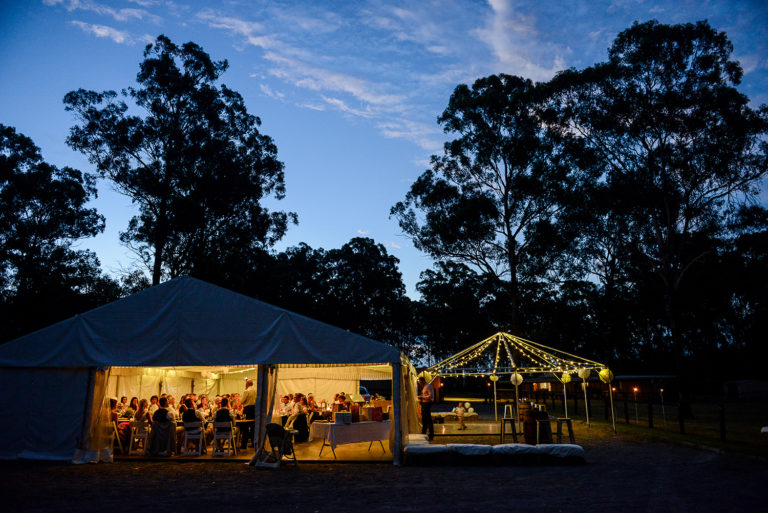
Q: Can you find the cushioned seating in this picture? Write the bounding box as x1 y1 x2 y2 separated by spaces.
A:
491 443 541 465
446 443 493 465
535 443 585 463
403 444 450 465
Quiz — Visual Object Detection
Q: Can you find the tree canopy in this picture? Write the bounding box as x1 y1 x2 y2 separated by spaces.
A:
0 124 117 341
65 35 294 285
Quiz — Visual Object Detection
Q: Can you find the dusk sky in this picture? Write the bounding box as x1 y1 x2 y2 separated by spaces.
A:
2 0 766 296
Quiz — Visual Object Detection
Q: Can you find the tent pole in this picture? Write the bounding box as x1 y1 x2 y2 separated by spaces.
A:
514 383 520 426
392 361 402 466
563 382 568 418
609 383 616 434
583 382 590 427
493 381 498 422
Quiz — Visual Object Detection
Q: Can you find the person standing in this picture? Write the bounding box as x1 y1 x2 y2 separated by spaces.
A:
417 376 435 440
240 379 257 450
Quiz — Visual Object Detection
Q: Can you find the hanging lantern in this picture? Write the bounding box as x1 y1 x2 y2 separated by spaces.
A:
577 368 591 380
599 368 614 384
510 372 523 386
489 374 499 382
561 372 572 384
418 370 433 382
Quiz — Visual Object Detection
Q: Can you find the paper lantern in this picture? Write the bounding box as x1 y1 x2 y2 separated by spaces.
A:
468 407 474 413
418 371 432 382
577 368 591 380
599 368 614 384
464 402 471 409
561 372 572 384
489 374 499 382
510 372 523 386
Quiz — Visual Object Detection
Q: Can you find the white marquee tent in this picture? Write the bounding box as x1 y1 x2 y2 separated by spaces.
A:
0 277 418 464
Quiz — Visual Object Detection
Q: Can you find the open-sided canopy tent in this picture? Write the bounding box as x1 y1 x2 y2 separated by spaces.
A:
0 276 416 463
427 332 615 428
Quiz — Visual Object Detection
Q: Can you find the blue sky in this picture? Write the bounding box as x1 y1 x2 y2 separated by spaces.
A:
1 0 766 297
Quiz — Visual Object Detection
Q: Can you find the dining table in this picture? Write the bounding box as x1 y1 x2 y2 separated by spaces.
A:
309 420 392 458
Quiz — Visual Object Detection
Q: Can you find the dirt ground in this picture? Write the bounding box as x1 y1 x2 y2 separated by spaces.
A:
2 426 765 513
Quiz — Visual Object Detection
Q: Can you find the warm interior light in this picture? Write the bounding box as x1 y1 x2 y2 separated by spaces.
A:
633 387 638 393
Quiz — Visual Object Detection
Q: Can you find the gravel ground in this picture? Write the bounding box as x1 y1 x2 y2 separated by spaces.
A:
2 426 764 513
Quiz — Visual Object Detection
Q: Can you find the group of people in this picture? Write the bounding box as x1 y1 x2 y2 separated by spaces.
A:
275 391 357 442
110 379 258 455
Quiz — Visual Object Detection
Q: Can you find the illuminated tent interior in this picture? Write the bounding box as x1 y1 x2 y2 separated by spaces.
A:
108 364 395 411
0 277 417 463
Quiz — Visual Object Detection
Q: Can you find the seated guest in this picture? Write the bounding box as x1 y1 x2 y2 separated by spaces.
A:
134 398 151 424
109 398 130 450
129 397 139 413
167 395 178 417
211 396 222 416
214 397 236 428
213 397 239 449
278 395 292 426
148 395 159 416
148 397 175 456
231 394 243 419
181 398 212 450
117 396 128 413
198 395 211 418
287 397 309 443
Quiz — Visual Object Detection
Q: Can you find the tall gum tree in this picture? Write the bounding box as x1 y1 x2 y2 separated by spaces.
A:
65 35 294 285
392 74 592 331
547 20 768 385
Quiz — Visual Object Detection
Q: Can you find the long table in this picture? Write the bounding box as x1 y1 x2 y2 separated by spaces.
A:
309 420 392 458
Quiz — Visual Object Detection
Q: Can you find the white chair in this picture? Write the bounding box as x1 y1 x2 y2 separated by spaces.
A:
182 421 204 456
212 422 237 456
129 420 151 455
111 423 125 455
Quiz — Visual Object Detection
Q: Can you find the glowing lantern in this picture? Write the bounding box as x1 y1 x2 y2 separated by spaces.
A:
418 370 432 382
561 372 572 384
510 373 523 386
599 368 614 384
489 374 499 382
577 368 591 380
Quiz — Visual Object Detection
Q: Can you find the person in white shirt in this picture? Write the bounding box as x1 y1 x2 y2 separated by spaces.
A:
417 377 435 440
240 379 258 450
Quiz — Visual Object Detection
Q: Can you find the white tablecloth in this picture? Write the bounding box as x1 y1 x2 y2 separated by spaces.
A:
309 421 392 450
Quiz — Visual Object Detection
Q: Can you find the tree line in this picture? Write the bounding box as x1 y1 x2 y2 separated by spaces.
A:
1 22 766 382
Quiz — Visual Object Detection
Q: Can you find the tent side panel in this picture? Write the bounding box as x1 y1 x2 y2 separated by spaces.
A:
0 368 90 460
0 368 30 459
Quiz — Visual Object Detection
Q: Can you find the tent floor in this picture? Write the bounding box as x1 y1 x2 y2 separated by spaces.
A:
117 437 393 463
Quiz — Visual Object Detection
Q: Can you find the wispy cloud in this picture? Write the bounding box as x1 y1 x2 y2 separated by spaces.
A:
357 229 369 235
474 0 566 81
70 21 143 45
259 84 285 100
46 0 161 24
377 118 441 151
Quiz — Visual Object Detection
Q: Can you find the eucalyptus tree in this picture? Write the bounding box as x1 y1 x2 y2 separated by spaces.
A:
65 35 294 285
547 20 768 365
0 124 114 340
392 75 591 331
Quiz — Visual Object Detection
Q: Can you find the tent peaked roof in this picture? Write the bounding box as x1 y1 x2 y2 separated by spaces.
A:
427 331 605 376
0 276 400 367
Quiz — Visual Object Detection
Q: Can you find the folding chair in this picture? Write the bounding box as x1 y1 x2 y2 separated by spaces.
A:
129 420 151 455
112 423 124 454
212 422 237 456
182 421 204 456
254 423 297 468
